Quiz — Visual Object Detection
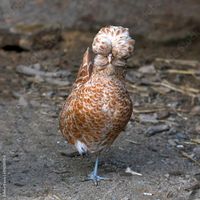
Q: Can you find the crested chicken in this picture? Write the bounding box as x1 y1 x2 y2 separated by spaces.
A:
59 25 135 185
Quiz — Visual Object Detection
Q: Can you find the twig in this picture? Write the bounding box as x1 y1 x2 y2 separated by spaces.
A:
190 138 200 145
126 139 141 145
143 192 153 196
52 170 69 174
133 107 167 114
126 82 149 92
125 167 142 176
45 78 70 86
181 151 200 168
16 65 70 77
132 106 191 115
155 58 200 69
126 78 199 98
183 141 197 145
149 80 199 98
166 69 200 76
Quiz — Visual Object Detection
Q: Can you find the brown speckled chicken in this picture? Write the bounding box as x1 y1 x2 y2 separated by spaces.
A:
59 26 135 184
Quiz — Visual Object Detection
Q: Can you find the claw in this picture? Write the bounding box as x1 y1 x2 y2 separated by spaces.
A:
84 156 111 185
86 172 110 186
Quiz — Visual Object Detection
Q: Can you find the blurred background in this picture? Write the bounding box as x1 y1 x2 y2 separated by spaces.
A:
0 1 200 200
0 0 200 98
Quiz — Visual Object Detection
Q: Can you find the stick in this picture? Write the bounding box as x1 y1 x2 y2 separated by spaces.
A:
155 58 200 69
181 151 200 168
16 65 70 77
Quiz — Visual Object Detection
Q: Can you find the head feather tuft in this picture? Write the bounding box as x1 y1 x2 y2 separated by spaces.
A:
92 26 135 59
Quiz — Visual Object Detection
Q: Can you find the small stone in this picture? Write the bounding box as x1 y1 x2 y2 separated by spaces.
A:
139 113 158 123
42 91 55 98
14 182 25 187
194 173 200 181
18 96 28 107
34 75 44 83
121 197 130 200
168 128 177 135
167 102 179 109
168 139 178 146
143 192 153 196
33 63 41 70
147 160 154 165
191 106 200 116
164 173 170 178
176 144 184 149
175 132 188 140
145 124 170 137
157 110 170 120
30 100 40 107
138 64 156 74
168 170 183 176
193 147 200 159
185 175 190 179
195 124 200 133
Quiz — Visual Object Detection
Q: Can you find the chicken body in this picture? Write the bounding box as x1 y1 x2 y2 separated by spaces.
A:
59 52 132 154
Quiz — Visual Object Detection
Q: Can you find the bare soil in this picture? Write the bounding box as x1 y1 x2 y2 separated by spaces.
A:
0 30 200 200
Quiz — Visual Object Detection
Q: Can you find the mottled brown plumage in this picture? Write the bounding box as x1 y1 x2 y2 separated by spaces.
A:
59 26 134 184
59 26 134 155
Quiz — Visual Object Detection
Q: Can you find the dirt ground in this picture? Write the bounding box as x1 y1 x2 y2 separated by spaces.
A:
0 29 200 200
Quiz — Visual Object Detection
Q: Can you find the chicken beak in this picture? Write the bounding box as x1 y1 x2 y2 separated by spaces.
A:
108 53 112 64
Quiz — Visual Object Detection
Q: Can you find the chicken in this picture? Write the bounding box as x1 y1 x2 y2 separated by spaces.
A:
59 26 135 185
